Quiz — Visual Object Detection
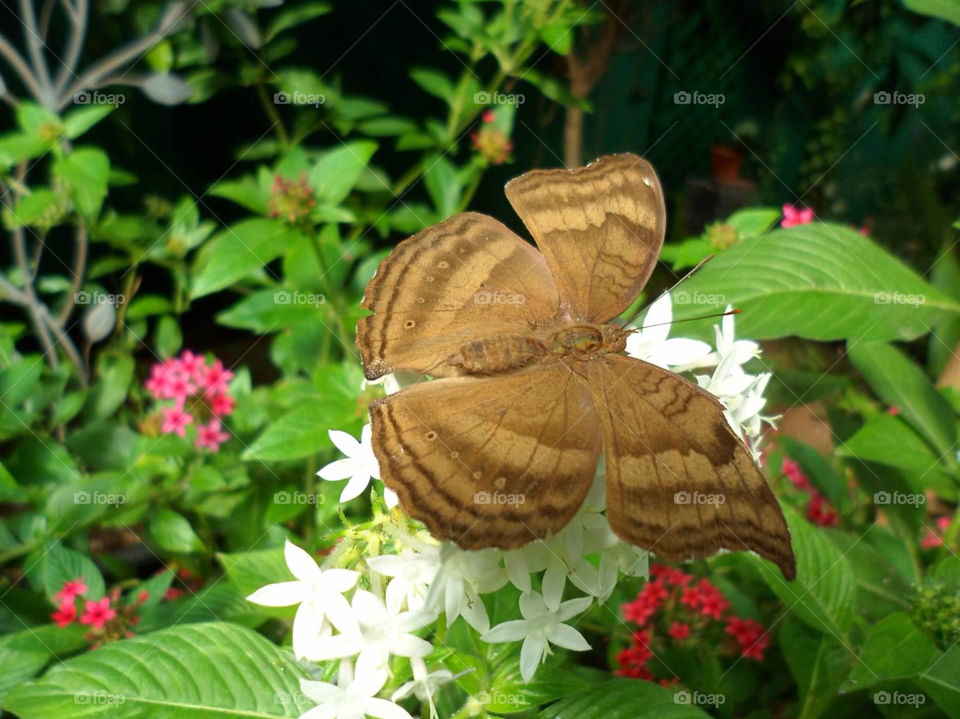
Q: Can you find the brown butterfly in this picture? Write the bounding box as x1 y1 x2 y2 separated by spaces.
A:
357 153 796 580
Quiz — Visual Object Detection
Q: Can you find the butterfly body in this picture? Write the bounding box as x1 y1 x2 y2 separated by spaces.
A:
357 153 797 580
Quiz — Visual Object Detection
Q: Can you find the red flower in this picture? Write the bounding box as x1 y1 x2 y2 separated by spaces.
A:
667 622 690 640
51 601 77 627
53 578 88 603
695 579 730 619
725 617 769 660
781 203 814 228
80 597 116 629
807 492 838 527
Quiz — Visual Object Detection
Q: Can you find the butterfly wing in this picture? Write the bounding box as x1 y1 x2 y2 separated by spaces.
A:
357 212 561 380
586 355 796 580
370 362 602 549
504 153 665 323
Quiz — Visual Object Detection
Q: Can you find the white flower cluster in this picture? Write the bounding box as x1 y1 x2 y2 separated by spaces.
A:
247 294 772 719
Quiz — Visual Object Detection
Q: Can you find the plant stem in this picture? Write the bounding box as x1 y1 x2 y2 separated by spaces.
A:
54 0 88 95
57 222 87 325
256 80 289 147
0 32 44 101
19 0 55 107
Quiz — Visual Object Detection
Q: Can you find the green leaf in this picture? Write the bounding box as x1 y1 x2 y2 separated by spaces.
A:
839 413 951 491
218 547 293 598
16 102 60 135
42 542 106 602
488 656 589 711
307 141 378 206
918 645 960 717
847 342 957 460
671 223 960 343
265 1 332 40
84 353 134 421
0 132 49 169
243 401 346 462
903 0 960 25
423 154 461 219
749 505 854 637
9 188 60 227
535 679 713 718
148 509 205 554
410 67 455 103
780 615 851 719
52 147 110 219
539 23 574 55
5 622 308 718
845 613 941 689
208 175 269 215
0 624 87 703
218 288 327 333
190 219 303 298
726 206 781 236
154 314 183 358
62 105 114 139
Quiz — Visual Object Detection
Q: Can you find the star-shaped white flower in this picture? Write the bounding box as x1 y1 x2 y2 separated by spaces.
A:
481 592 593 683
391 658 458 719
317 424 398 507
299 660 412 719
368 545 441 613
245 540 359 659
308 590 435 676
625 294 712 369
424 544 507 633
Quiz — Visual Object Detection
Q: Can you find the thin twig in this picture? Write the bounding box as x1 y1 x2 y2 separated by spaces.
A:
11 225 59 368
54 0 87 94
57 223 87 325
0 32 44 100
19 0 54 106
58 30 164 109
38 0 56 42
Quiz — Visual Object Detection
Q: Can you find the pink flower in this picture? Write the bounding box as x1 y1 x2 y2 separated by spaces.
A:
51 601 77 627
200 360 233 396
80 597 116 629
725 617 769 660
208 393 235 417
195 419 230 452
781 203 814 228
177 350 207 381
921 532 943 549
54 578 88 603
161 406 194 437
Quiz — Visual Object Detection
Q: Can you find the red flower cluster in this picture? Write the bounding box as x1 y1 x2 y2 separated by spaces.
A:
781 458 838 527
145 350 234 452
616 564 771 683
50 578 147 647
921 516 951 549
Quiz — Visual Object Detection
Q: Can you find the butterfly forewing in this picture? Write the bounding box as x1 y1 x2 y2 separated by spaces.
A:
370 363 602 549
356 212 561 380
504 154 666 323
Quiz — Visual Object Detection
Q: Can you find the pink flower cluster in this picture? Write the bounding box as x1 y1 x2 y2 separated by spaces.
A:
51 578 148 648
781 203 814 228
781 458 839 527
145 350 234 452
921 516 951 549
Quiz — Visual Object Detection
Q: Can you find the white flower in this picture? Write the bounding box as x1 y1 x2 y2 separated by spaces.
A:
626 294 712 369
391 658 458 719
317 424 398 507
308 590 435 676
424 544 507 633
714 306 759 364
481 592 593 683
299 660 412 719
368 545 441 613
246 540 359 659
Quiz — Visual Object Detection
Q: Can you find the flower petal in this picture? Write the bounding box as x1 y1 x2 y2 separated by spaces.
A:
284 540 321 583
366 697 416 719
317 458 355 481
546 623 591 651
519 635 547 683
481 619 528 644
245 581 304 607
339 472 372 502
328 429 360 456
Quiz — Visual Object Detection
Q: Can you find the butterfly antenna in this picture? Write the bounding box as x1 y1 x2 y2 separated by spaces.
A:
622 254 715 327
635 308 740 332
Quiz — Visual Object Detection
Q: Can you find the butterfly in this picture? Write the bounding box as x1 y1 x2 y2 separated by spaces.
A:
357 153 796 580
